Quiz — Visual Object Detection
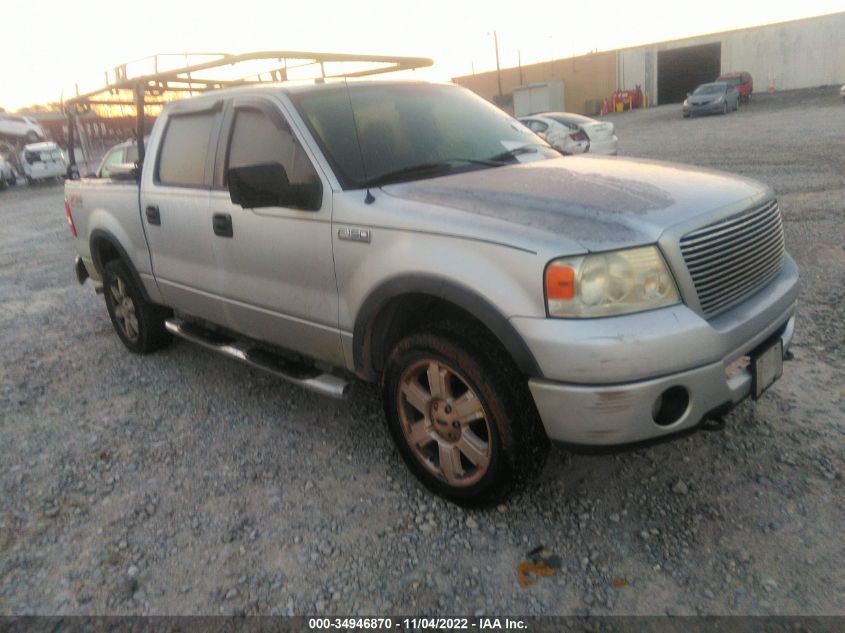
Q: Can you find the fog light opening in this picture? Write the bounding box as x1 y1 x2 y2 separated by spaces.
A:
652 386 689 426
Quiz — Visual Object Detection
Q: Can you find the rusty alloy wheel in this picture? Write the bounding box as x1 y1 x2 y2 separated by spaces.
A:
396 358 492 487
102 259 171 354
108 275 140 342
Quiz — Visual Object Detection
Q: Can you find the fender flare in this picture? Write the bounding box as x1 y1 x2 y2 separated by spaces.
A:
89 229 153 303
353 275 541 379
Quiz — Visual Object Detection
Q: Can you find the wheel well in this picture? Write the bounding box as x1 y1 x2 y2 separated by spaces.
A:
361 293 535 381
89 231 153 303
92 237 121 274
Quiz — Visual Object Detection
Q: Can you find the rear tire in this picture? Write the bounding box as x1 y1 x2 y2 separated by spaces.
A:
103 260 172 354
382 325 549 505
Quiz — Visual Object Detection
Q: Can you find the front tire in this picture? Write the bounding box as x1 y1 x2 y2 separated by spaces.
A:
103 260 171 354
382 327 548 505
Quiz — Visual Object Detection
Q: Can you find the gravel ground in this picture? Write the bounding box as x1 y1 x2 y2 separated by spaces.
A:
1 87 843 617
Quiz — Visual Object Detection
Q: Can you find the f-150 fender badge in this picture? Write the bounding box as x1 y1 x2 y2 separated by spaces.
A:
337 226 371 243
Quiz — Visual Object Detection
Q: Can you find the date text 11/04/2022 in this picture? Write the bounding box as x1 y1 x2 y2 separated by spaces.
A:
307 617 527 629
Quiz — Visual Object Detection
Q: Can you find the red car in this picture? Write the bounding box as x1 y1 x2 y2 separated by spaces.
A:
717 72 753 103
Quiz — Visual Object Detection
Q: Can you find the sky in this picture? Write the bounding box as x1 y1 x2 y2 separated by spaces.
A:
2 0 843 111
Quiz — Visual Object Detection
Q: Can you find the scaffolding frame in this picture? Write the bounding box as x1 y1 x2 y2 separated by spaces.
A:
62 51 433 175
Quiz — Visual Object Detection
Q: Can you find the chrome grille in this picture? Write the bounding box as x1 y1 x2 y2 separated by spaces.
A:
680 199 784 316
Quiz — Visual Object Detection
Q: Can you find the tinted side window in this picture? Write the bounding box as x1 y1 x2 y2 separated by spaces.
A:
226 107 319 189
157 112 215 187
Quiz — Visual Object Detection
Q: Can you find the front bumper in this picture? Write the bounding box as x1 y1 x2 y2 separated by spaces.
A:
529 313 793 444
515 256 799 445
683 101 725 116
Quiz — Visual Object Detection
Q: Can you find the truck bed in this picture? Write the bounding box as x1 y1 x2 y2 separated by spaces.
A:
65 178 151 285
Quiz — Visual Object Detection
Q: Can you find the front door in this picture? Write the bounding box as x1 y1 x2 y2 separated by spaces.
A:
208 97 343 367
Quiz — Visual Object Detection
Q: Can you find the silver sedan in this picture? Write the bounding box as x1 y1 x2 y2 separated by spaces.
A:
682 82 740 118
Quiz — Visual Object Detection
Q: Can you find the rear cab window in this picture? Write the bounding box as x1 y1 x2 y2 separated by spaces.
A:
156 110 217 188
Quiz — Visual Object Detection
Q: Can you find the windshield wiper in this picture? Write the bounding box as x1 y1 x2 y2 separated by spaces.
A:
485 145 543 163
362 158 504 188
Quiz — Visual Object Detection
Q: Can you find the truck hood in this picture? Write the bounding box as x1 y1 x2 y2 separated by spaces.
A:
382 156 770 251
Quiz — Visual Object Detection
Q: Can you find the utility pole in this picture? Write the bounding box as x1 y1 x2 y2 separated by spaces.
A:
518 50 523 86
493 30 502 97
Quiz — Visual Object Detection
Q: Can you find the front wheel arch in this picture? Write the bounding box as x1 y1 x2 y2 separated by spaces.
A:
353 276 542 381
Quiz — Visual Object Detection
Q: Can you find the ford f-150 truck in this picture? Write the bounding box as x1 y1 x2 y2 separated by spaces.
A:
65 80 799 504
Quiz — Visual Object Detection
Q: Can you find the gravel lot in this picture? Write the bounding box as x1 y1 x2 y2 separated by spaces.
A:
1 87 843 617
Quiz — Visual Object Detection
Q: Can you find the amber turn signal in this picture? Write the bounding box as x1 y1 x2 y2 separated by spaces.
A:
545 264 575 300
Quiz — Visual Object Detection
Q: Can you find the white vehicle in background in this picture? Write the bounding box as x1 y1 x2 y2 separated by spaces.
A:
532 112 618 155
0 113 45 143
96 138 143 179
519 114 589 155
20 142 67 184
0 155 16 189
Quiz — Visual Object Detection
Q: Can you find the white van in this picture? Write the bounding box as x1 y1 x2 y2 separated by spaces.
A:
20 142 67 183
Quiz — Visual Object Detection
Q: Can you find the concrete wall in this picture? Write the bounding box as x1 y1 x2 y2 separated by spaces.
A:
455 12 845 111
453 51 616 115
627 11 845 104
718 12 845 91
618 48 657 104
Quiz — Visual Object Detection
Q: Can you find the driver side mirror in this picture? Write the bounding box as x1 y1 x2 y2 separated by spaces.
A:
228 162 321 210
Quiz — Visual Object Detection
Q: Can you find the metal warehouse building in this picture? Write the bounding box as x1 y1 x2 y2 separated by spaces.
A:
453 11 845 114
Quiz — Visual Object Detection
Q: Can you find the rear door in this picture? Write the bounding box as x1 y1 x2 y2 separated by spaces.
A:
207 96 344 366
141 101 227 325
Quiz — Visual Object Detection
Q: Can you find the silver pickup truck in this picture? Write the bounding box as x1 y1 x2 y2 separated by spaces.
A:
65 80 799 503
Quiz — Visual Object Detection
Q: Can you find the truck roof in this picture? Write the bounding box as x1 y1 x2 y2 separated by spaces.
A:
162 79 453 110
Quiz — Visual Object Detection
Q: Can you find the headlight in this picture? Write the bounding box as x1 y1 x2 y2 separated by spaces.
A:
683 99 688 106
545 246 680 317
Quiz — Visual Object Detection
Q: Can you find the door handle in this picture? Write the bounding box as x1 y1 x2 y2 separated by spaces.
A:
145 205 161 225
212 213 233 238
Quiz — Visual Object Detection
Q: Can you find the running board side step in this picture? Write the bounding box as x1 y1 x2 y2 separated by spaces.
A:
164 318 350 399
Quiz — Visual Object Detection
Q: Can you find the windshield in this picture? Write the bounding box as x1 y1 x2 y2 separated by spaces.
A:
290 83 558 189
693 83 726 95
